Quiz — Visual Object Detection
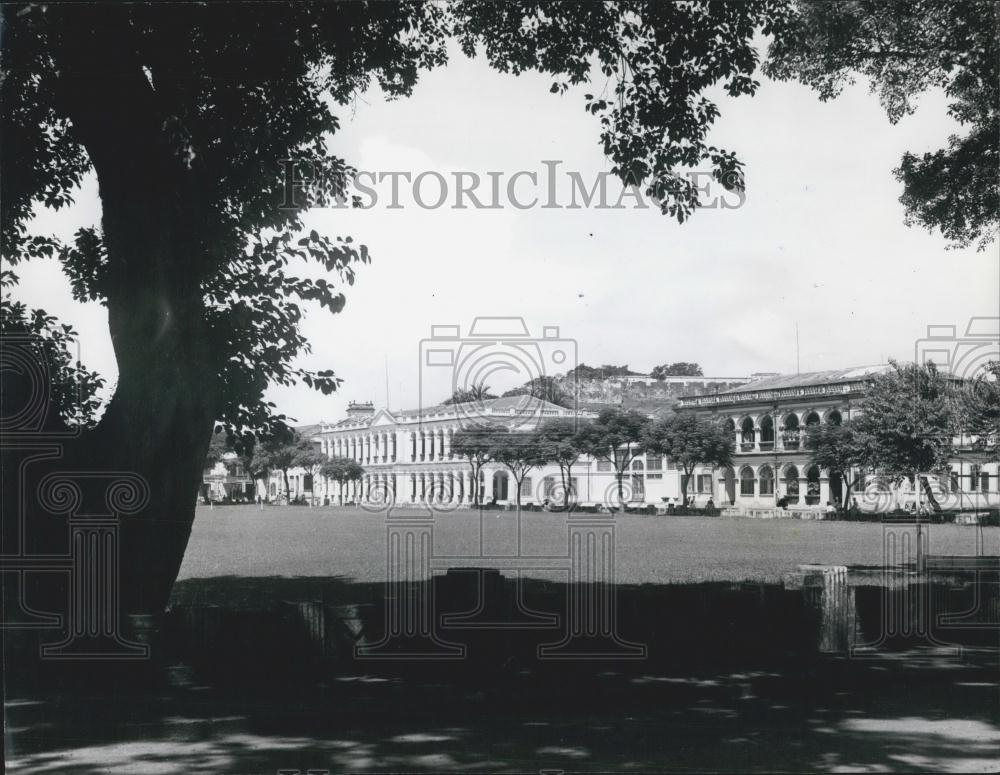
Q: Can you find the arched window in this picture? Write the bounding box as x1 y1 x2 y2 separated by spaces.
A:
493 472 509 501
785 465 800 503
630 459 645 500
782 414 801 450
804 411 821 427
759 416 775 450
722 418 737 451
739 466 755 496
826 409 842 426
806 465 821 505
759 465 774 496
740 418 755 449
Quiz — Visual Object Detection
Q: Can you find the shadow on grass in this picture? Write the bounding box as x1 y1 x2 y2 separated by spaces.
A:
5 574 999 774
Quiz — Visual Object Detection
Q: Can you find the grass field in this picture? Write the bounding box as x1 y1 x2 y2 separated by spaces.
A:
177 504 999 585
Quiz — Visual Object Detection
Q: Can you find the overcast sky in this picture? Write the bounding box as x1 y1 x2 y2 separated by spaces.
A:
16 46 999 424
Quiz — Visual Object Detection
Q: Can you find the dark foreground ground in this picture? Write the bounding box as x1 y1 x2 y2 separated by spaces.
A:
6 647 999 773
6 571 999 774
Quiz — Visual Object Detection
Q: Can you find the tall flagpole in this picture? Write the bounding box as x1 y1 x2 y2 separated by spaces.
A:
384 355 390 409
796 323 800 376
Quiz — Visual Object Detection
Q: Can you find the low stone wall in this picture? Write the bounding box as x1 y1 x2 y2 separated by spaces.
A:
726 506 828 520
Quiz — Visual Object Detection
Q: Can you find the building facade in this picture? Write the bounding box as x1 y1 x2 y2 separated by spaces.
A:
261 365 997 515
288 396 689 508
201 453 254 503
680 365 999 514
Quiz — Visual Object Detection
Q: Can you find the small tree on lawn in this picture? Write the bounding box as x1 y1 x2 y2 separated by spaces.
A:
536 418 587 509
293 437 328 504
320 457 365 505
204 430 229 470
958 360 1000 452
489 432 547 513
805 421 873 512
249 429 301 503
452 423 508 505
578 408 650 508
855 361 958 510
203 429 259 502
644 414 732 506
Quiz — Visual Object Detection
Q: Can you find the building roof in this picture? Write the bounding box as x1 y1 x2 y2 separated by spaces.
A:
721 365 892 394
676 364 897 410
393 394 569 418
318 395 591 433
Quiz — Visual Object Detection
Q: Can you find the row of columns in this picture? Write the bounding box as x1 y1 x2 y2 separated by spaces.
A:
728 411 848 453
717 470 830 505
321 426 462 466
341 468 503 506
732 424 805 452
323 432 397 465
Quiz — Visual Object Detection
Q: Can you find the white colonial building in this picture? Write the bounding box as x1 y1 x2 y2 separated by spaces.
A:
286 396 692 508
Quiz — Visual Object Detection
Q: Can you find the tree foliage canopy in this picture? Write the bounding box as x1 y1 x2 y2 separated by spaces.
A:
805 420 872 506
535 418 586 467
535 418 587 506
567 364 642 381
443 382 497 405
644 414 732 473
452 423 509 462
765 0 999 250
489 433 548 506
644 413 731 502
650 362 704 379
320 456 365 485
853 361 957 478
3 0 788 443
502 376 573 408
957 361 1000 451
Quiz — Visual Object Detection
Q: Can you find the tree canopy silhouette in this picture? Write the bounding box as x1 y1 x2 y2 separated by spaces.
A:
765 0 998 250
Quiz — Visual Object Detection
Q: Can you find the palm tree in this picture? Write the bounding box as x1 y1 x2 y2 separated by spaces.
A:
444 381 496 405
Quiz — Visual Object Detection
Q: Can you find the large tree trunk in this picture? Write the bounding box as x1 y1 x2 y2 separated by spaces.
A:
470 463 480 505
681 470 692 506
74 157 217 615
46 27 221 616
919 475 942 512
